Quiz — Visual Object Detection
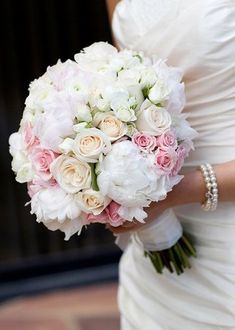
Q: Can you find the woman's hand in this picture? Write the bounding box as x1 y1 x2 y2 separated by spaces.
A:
108 198 170 234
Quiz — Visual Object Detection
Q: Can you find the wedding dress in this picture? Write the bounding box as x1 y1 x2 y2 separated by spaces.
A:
112 0 235 329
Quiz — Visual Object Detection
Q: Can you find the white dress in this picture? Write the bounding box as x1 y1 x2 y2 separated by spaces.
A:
112 1 235 329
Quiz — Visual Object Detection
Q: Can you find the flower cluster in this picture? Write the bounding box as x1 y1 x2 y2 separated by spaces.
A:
9 42 197 240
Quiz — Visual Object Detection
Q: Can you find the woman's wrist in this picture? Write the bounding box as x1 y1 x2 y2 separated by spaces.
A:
166 169 206 208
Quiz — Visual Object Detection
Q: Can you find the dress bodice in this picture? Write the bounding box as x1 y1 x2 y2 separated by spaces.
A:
112 0 235 166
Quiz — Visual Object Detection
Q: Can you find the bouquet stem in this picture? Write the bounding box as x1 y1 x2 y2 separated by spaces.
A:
144 234 196 275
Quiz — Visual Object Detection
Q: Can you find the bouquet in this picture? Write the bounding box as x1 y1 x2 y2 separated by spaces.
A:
9 42 197 275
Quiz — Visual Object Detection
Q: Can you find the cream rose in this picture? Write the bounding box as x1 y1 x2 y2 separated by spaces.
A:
50 155 91 193
76 188 111 215
72 128 111 163
93 112 127 141
136 100 172 135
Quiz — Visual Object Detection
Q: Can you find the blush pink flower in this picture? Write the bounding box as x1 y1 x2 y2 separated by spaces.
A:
156 130 177 150
132 132 157 153
171 144 187 176
22 122 39 150
30 146 59 181
154 147 177 174
106 201 125 227
27 177 57 198
85 201 125 227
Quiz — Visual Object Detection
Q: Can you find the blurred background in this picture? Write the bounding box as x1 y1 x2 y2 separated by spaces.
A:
0 0 120 328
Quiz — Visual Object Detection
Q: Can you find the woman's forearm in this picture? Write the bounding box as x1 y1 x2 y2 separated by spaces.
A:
167 160 235 208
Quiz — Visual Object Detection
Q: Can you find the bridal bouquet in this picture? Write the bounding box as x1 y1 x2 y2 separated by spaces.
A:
9 42 197 275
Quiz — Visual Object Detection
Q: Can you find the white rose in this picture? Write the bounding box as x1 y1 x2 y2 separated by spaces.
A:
148 79 170 104
93 112 127 141
50 155 91 193
136 99 172 135
16 162 34 183
76 188 111 215
72 128 111 163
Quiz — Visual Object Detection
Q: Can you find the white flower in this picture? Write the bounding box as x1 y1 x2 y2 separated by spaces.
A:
172 114 198 148
58 138 74 154
148 79 170 104
97 140 167 210
140 67 157 88
33 92 77 152
74 42 117 72
9 132 24 157
16 162 34 183
50 155 91 193
136 99 172 135
72 128 111 163
44 218 84 241
30 186 83 239
76 188 111 215
93 111 127 141
9 132 33 181
25 74 54 112
105 88 137 122
75 104 92 122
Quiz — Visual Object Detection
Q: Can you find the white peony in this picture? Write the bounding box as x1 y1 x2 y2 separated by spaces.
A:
97 140 168 213
50 155 91 193
31 186 81 221
30 186 82 239
136 99 172 135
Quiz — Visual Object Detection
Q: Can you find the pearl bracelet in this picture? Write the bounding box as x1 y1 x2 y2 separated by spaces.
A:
199 163 218 211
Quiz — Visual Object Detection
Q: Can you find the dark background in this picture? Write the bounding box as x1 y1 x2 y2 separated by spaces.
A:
0 0 121 301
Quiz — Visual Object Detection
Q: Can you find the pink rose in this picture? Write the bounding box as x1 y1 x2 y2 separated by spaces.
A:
132 132 157 153
106 201 125 227
27 177 57 198
154 147 177 174
22 122 39 150
30 146 59 180
85 201 125 227
86 210 108 224
156 130 177 150
171 144 187 176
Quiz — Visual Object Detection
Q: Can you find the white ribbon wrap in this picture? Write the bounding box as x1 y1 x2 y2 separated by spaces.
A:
115 208 183 252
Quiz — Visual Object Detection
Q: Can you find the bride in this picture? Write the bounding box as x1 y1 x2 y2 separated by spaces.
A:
106 0 235 329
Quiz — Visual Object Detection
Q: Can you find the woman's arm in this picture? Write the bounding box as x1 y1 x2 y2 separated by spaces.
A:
106 0 120 24
110 159 235 233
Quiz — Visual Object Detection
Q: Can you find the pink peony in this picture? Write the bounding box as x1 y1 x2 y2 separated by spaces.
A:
30 146 59 181
85 201 125 227
22 122 39 150
154 147 177 174
156 130 177 150
132 132 157 153
171 144 187 176
27 177 57 198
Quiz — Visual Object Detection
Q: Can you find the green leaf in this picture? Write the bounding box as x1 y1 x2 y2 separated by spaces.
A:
89 163 99 191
